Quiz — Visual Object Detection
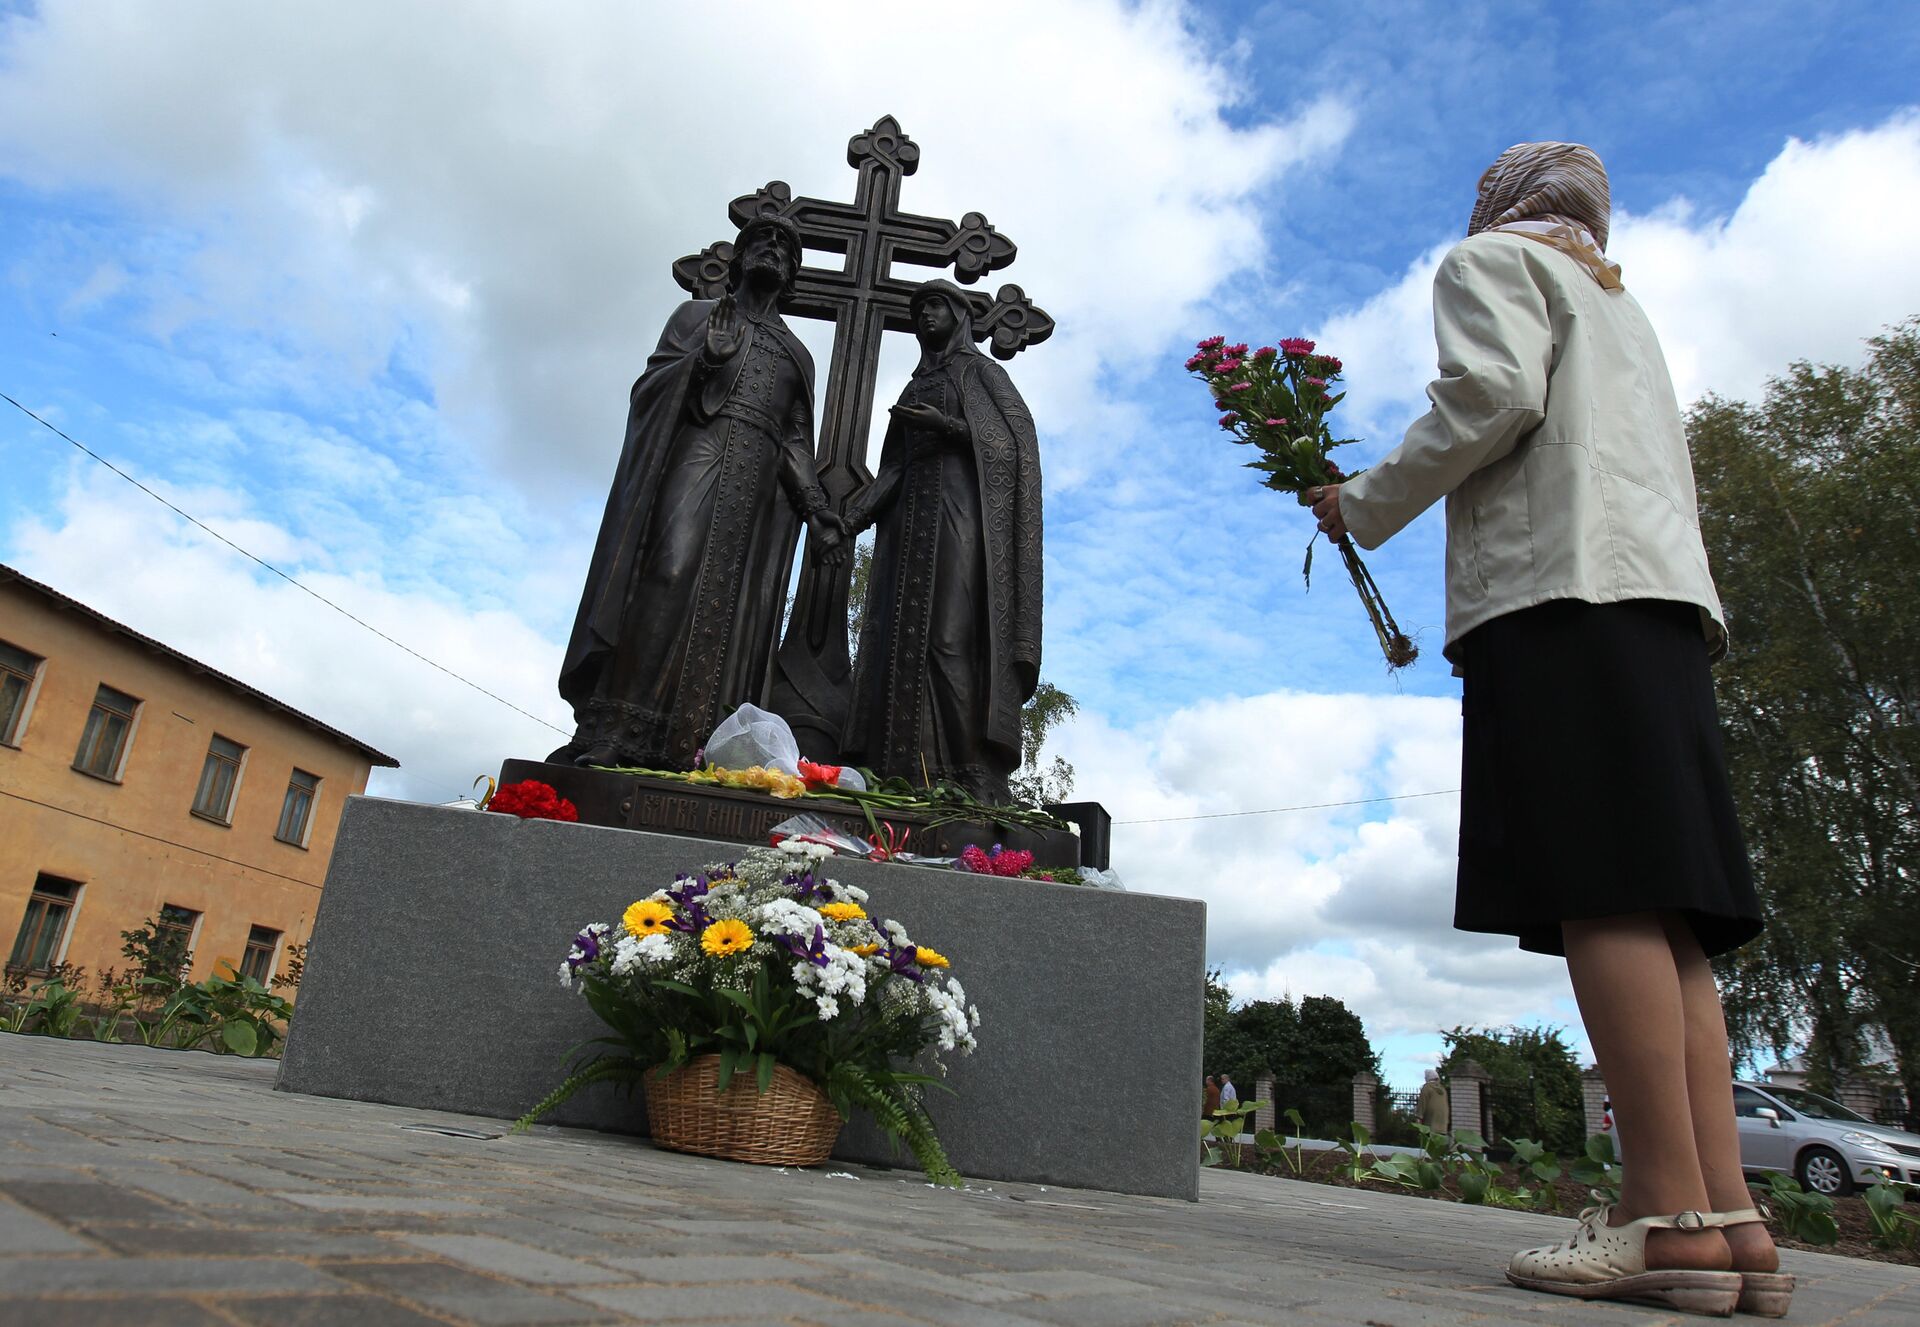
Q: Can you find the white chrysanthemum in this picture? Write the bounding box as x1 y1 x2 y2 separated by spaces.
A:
881 918 911 946
610 935 644 977
757 898 823 938
557 961 574 989
815 994 841 1020
969 1003 981 1029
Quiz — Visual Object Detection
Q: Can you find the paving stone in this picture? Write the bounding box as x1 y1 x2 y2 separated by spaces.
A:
569 1281 859 1321
0 1195 96 1253
0 1254 349 1295
592 1251 835 1283
221 1294 457 1327
0 1296 218 1326
119 1170 296 1209
0 1180 181 1224
83 1224 403 1260
281 1192 485 1215
395 1232 631 1285
330 1261 620 1323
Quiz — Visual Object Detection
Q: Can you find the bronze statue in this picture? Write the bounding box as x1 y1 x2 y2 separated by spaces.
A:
840 280 1043 802
551 215 847 769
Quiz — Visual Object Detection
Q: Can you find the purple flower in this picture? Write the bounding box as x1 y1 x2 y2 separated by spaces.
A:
779 923 832 968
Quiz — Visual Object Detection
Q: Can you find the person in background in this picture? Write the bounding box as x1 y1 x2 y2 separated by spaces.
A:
1311 142 1783 1318
1218 1074 1238 1111
1416 1068 1450 1134
1202 1074 1221 1119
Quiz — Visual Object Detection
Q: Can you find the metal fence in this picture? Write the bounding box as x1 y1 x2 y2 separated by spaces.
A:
1266 1079 1353 1141
1374 1090 1424 1146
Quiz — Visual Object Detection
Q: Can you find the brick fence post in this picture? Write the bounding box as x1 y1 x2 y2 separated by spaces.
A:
1351 1071 1378 1134
1448 1059 1491 1140
1582 1065 1610 1141
1253 1073 1275 1135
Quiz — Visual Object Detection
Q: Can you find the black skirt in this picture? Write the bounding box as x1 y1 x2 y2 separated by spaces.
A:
1455 598 1763 957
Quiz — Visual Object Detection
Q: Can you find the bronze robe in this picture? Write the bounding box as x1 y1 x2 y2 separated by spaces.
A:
556 300 822 769
842 335 1041 801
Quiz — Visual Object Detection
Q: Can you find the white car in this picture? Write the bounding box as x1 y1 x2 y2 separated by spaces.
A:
1732 1081 1920 1197
1607 1081 1920 1196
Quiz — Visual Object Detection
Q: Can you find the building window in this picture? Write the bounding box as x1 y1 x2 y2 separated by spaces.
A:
0 640 42 746
240 925 281 984
156 903 200 968
73 683 140 779
276 769 321 846
7 875 81 976
191 735 248 824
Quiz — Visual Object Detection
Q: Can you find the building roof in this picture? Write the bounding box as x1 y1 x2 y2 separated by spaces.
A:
1 562 400 769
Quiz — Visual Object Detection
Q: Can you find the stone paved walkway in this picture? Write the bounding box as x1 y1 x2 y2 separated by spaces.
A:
3 1038 1916 1326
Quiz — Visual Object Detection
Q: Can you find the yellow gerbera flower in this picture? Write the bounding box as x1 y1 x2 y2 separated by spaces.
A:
700 918 755 957
820 901 868 922
851 943 881 957
623 900 675 938
914 946 950 969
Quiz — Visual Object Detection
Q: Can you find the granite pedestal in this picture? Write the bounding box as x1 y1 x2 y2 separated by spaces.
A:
276 797 1206 1199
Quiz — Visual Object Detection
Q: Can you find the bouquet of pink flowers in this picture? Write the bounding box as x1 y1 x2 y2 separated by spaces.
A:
1188 336 1417 669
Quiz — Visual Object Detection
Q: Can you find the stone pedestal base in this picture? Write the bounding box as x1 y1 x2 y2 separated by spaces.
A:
276 797 1206 1200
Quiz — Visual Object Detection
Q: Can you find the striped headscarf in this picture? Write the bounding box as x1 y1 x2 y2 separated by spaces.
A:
1468 142 1612 249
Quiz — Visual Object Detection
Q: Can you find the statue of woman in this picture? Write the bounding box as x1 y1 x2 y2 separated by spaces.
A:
840 280 1042 802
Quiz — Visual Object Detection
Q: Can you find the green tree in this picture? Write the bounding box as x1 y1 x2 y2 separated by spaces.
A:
1689 320 1920 1108
1441 1024 1585 1153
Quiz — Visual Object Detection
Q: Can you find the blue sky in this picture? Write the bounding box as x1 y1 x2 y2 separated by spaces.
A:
4 1 1919 1089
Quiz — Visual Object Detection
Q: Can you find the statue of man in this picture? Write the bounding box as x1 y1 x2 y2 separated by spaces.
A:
552 215 846 769
840 280 1042 802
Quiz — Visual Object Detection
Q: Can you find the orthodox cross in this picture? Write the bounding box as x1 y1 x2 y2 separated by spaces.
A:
672 115 1053 759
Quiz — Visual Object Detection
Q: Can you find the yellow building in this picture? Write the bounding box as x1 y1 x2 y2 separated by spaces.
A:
1 563 397 995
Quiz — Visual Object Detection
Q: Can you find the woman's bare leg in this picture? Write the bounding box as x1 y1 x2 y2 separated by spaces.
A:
1562 912 1729 1271
1663 913 1779 1272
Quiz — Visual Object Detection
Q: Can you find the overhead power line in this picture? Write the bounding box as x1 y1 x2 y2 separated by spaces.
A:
3 391 570 739
6 392 1455 811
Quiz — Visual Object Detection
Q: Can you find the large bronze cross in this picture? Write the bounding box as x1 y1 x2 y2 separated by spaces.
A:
672 115 1053 759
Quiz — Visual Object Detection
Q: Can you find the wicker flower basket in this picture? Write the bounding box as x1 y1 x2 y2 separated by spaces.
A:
642 1054 843 1167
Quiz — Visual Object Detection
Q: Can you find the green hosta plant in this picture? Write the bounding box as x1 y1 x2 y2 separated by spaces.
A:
17 976 86 1038
1330 1121 1377 1183
1568 1133 1624 1206
166 973 295 1055
1759 1173 1838 1246
1201 1099 1261 1169
1863 1178 1920 1251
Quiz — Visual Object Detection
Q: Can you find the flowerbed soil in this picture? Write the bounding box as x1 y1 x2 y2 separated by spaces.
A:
1230 1149 1920 1267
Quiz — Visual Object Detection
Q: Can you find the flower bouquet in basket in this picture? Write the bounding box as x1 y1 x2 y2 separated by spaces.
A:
1188 336 1417 669
514 840 978 1185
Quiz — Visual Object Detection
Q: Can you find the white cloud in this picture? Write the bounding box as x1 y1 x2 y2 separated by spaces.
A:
1318 112 1920 446
1042 688 1575 1056
11 466 571 805
0 0 1350 497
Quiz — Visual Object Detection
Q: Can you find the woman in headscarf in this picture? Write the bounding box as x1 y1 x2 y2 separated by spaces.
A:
1309 144 1785 1317
840 280 1043 802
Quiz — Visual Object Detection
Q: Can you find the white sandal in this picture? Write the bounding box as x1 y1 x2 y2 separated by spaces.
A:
1702 1207 1794 1318
1506 1203 1742 1317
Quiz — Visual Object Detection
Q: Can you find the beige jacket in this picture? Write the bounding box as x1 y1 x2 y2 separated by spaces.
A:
1340 231 1726 664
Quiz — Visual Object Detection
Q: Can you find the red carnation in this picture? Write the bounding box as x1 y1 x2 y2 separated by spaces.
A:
798 758 843 789
488 779 579 822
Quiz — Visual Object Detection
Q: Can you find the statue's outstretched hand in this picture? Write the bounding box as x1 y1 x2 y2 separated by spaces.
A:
705 294 746 363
